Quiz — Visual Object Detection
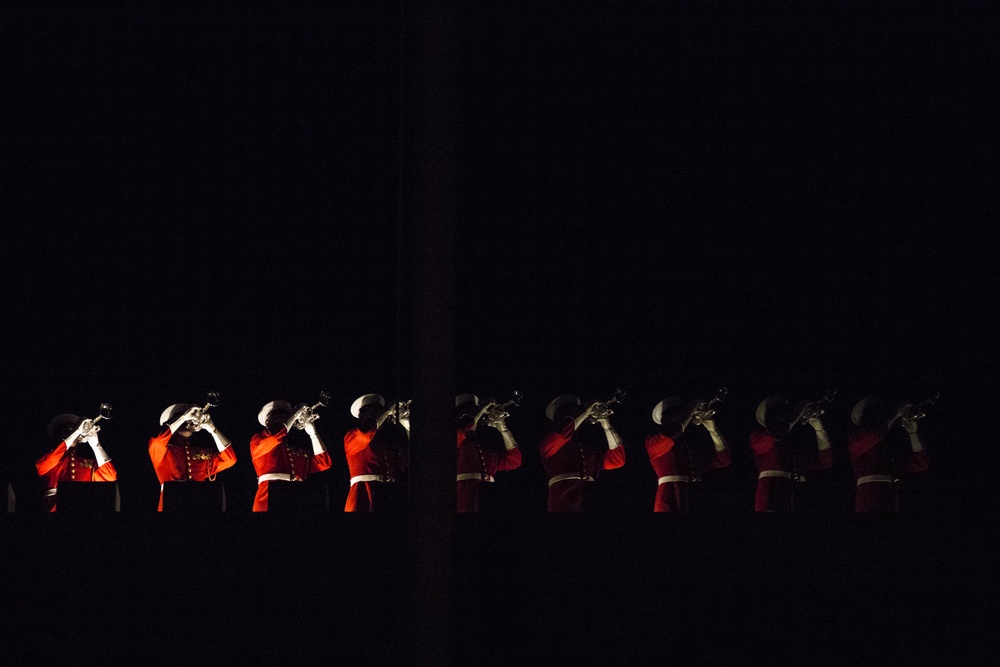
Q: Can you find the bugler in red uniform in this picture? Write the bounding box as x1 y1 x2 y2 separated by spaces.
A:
455 393 522 513
344 393 410 512
251 400 332 512
36 413 117 512
751 396 833 512
149 402 237 511
540 394 625 512
849 396 929 513
646 397 731 512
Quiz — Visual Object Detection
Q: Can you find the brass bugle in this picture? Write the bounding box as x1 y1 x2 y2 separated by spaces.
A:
483 390 523 422
791 388 837 427
290 391 331 429
900 392 939 422
78 402 113 439
691 387 728 425
588 388 626 422
191 391 220 426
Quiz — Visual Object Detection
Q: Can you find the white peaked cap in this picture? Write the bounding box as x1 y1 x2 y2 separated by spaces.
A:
160 403 194 426
258 400 293 427
651 397 684 425
351 393 386 418
455 393 480 408
756 396 788 427
851 397 877 426
545 394 580 421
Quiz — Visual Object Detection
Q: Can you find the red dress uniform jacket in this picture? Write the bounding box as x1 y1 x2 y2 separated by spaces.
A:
456 427 523 513
645 432 732 512
344 426 408 512
849 426 929 513
250 427 332 512
148 428 238 511
540 419 625 512
35 442 118 512
751 429 832 512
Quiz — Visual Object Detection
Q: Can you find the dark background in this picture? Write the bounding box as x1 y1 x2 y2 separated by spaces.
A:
2 2 997 664
3 2 995 512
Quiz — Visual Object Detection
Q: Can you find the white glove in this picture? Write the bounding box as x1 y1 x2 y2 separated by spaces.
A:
307 428 327 455
598 419 622 450
86 434 111 467
809 417 832 451
498 427 518 451
195 413 217 433
64 423 87 448
170 407 202 434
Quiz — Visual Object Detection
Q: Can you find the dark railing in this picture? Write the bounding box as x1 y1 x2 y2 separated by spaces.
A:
1 500 993 664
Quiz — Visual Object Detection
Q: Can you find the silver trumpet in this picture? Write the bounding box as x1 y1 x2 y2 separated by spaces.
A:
190 391 220 429
899 393 940 423
791 388 837 428
289 391 331 430
482 390 523 423
690 387 728 426
588 388 626 423
78 403 113 439
392 399 412 422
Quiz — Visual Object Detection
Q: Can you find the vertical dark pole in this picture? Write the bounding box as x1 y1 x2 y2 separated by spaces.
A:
403 0 456 662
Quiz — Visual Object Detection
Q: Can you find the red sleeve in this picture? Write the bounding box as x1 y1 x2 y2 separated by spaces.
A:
345 428 375 455
309 450 333 474
709 445 732 470
818 447 832 470
456 429 467 449
148 428 172 473
94 460 118 481
539 420 575 459
36 442 68 476
251 429 286 459
904 448 930 473
685 438 733 475
497 446 522 472
797 445 833 472
645 433 675 459
603 444 626 470
210 445 238 475
848 427 886 460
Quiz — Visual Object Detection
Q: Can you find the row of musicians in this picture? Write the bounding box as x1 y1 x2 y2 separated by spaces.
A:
35 392 929 514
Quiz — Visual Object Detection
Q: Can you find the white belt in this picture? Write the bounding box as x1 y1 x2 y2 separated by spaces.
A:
758 470 805 482
258 473 295 484
548 473 595 487
857 474 895 486
456 473 495 482
350 474 396 486
45 488 58 497
658 475 693 484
